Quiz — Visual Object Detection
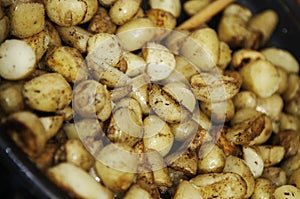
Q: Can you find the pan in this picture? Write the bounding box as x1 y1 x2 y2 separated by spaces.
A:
0 0 299 198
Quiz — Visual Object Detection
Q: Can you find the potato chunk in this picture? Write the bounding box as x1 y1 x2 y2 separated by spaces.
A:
0 39 36 80
10 2 45 38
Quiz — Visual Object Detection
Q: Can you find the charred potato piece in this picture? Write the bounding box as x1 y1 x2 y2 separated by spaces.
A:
2 111 47 157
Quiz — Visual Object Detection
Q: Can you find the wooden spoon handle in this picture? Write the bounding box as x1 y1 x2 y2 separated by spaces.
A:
177 0 236 30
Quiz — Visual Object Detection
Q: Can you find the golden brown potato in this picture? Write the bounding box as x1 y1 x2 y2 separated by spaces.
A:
116 18 156 51
0 8 9 44
1 2 300 199
248 10 278 46
148 84 183 124
198 142 225 173
130 74 150 114
9 2 45 38
87 33 122 68
256 94 284 121
94 143 138 193
272 130 300 158
150 0 181 18
218 4 252 48
143 115 174 157
251 178 275 199
223 155 255 198
143 42 176 81
240 59 280 98
44 0 98 26
170 55 198 82
167 148 198 176
109 0 141 25
200 99 235 123
23 30 50 62
123 185 152 199
88 7 117 34
173 180 203 199
47 163 113 199
261 167 287 187
72 80 110 120
274 185 300 199
146 9 177 41
23 73 72 112
261 47 299 73
180 27 220 71
32 143 59 171
218 41 232 70
254 145 285 167
233 91 257 110
281 154 300 178
280 113 300 132
56 26 92 53
39 115 64 140
54 139 95 171
228 108 271 146
106 99 143 147
44 20 62 50
288 167 300 189
231 48 265 69
163 82 196 113
242 146 264 178
46 46 85 83
0 81 24 114
190 172 247 198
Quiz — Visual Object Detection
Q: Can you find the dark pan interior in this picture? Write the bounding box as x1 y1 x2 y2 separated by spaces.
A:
0 0 299 198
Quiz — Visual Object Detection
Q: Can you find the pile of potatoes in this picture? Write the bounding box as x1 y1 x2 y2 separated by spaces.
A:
1 0 300 198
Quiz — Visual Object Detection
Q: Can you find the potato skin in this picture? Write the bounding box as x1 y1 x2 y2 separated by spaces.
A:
240 59 280 98
0 14 9 44
190 172 247 199
23 73 72 112
56 26 92 53
46 46 85 83
0 82 24 114
72 80 112 121
109 0 141 25
10 2 45 38
47 163 114 199
44 0 98 26
251 178 275 199
88 7 117 34
23 30 50 62
272 130 300 158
